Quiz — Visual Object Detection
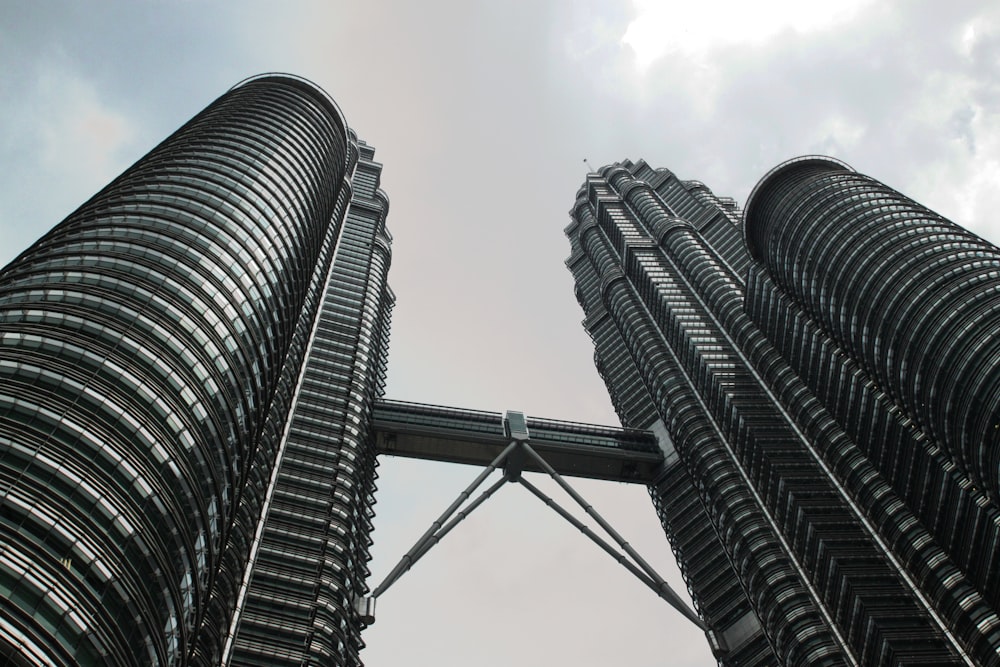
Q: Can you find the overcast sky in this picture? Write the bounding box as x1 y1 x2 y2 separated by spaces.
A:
2 2 999 665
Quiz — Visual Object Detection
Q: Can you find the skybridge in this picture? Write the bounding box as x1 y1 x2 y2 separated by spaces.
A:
367 399 720 647
372 399 664 484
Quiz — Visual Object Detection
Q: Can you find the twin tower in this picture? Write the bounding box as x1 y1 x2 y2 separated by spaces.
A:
2 75 1000 666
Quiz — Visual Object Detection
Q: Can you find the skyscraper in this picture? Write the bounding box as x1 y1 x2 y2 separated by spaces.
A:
2 72 672 667
567 157 1000 665
6 71 1000 667
0 75 392 666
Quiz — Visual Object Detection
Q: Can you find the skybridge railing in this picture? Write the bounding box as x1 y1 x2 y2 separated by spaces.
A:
372 399 664 484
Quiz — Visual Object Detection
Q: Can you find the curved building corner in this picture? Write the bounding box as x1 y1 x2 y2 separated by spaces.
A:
0 75 392 667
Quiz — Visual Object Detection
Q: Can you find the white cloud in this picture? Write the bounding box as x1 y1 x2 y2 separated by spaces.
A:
34 68 137 183
808 115 868 157
0 64 140 266
622 0 875 68
907 117 1000 243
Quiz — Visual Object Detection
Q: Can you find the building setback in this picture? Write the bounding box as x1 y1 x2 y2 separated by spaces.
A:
566 157 1000 665
0 75 392 666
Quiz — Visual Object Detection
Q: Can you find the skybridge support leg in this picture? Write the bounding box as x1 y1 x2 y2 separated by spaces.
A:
518 442 707 630
370 440 519 600
366 438 720 649
516 475 708 632
410 476 508 565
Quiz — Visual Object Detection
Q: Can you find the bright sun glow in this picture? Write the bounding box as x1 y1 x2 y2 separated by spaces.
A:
622 0 874 68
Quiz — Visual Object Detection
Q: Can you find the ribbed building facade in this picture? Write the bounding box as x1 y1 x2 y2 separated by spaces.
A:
8 72 1000 667
567 157 1000 666
0 75 391 666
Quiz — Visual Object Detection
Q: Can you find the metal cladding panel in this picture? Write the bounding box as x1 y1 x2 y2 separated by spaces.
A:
0 76 354 666
566 159 1000 665
745 158 1000 501
744 263 1000 609
568 166 784 667
227 141 392 667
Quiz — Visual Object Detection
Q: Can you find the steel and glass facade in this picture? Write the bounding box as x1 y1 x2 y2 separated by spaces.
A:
224 137 392 667
0 75 391 666
567 157 1000 665
8 70 1000 667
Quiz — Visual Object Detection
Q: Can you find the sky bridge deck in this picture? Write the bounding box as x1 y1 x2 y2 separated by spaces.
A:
373 399 663 484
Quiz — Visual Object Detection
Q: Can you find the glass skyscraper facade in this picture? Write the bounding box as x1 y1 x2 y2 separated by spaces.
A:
0 75 391 666
5 71 1000 667
567 157 1000 665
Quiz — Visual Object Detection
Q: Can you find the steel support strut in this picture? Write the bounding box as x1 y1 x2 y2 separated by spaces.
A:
517 442 706 629
371 440 519 598
368 438 714 644
517 476 707 630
